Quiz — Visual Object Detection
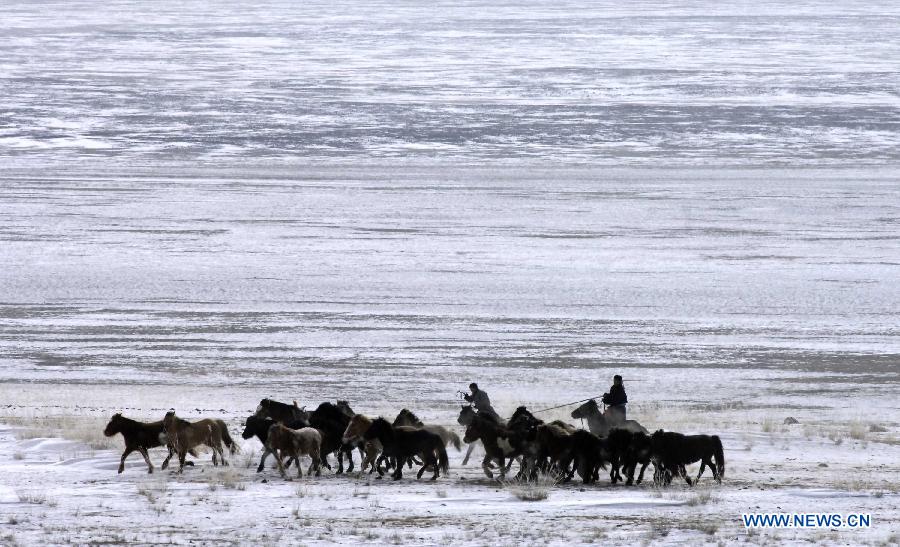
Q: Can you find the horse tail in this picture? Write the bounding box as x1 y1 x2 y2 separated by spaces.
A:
448 431 462 451
220 422 239 455
712 435 724 480
435 438 449 475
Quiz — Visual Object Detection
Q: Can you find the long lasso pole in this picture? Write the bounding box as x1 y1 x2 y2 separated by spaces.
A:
530 394 608 414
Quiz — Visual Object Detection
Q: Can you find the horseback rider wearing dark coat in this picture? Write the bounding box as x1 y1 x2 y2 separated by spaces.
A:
602 375 627 424
464 383 501 422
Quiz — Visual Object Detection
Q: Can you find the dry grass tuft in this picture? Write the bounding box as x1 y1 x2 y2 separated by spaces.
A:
205 467 247 491
848 422 868 441
504 472 557 502
15 489 48 505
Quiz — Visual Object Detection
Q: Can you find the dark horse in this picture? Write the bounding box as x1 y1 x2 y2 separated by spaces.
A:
394 408 462 451
363 418 449 481
103 413 196 474
607 429 653 485
256 398 310 424
457 404 502 465
309 402 355 473
462 414 529 480
557 429 612 484
241 414 309 472
650 430 724 486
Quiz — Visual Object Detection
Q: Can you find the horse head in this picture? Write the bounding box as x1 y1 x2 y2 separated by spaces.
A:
462 423 480 444
342 414 369 444
571 399 599 420
162 410 177 430
242 414 268 440
335 400 355 419
103 413 123 437
457 405 476 426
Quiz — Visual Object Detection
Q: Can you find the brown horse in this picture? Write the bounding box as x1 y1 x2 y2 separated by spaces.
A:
161 410 238 473
266 423 322 479
103 413 198 474
363 418 449 481
341 414 383 473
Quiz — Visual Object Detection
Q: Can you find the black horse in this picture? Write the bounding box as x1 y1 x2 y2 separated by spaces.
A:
462 414 531 480
363 418 448 481
256 398 310 424
241 414 310 472
457 404 504 466
557 429 614 484
309 402 355 473
607 429 653 485
650 430 725 486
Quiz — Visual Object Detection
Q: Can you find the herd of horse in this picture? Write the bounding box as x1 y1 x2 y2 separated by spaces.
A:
103 397 725 488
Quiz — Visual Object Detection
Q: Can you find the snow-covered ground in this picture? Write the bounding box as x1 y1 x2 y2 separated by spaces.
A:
0 166 898 545
1 0 899 164
2 0 899 543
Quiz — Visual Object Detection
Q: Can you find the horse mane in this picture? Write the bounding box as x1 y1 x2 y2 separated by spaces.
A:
110 414 141 426
311 402 346 424
370 416 393 432
262 398 293 411
398 408 423 426
164 412 192 429
105 413 148 435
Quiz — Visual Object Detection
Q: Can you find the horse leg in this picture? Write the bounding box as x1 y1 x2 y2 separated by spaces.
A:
139 448 154 474
416 457 428 480
375 455 388 477
696 459 707 484
502 456 517 475
680 465 692 486
274 450 286 478
118 447 134 474
118 445 133 472
392 457 403 481
257 448 271 473
636 461 649 484
624 461 635 485
296 453 303 479
481 455 494 479
431 452 441 481
462 442 476 465
177 449 187 474
161 448 172 471
345 448 355 473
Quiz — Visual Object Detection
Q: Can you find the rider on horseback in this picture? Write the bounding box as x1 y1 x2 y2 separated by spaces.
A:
602 375 627 425
463 383 501 421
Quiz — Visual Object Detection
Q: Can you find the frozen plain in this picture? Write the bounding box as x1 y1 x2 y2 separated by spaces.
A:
1 0 900 545
0 166 898 546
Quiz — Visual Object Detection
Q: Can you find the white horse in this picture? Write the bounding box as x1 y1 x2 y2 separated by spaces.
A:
571 399 648 437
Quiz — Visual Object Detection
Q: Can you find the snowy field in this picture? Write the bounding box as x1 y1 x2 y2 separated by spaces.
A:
0 166 898 545
1 0 899 164
1 0 900 545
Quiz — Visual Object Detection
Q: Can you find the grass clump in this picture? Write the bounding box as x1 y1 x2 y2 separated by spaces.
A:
504 472 557 502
